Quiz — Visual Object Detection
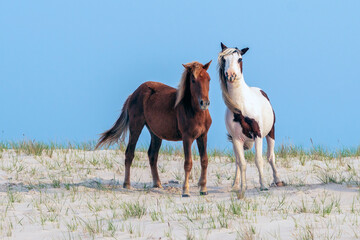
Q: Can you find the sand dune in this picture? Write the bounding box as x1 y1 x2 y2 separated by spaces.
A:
0 148 359 239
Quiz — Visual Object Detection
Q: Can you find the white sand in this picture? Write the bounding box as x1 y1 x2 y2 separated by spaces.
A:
0 149 359 239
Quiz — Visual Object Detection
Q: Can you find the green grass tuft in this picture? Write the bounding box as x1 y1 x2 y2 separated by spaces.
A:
1 140 359 162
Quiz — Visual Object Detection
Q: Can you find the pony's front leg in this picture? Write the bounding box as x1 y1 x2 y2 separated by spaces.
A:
232 138 247 199
182 136 194 197
196 134 208 195
255 137 267 191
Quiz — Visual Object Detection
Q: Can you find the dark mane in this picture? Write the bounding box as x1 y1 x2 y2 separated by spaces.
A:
175 61 202 108
182 70 192 109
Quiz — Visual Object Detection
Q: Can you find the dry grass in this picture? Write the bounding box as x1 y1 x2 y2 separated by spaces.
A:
0 140 359 239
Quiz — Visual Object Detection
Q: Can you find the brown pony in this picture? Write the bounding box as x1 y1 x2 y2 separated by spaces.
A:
95 61 212 197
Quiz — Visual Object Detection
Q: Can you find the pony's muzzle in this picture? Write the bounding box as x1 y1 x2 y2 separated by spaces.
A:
225 72 237 82
199 99 210 110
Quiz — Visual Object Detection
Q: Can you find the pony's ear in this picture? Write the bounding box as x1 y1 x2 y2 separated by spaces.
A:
182 63 192 70
203 60 212 70
240 47 249 55
221 42 228 51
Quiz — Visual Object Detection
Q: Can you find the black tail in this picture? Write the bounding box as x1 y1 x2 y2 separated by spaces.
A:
95 95 131 150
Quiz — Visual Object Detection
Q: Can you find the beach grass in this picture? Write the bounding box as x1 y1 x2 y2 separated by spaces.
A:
2 140 359 161
0 139 359 238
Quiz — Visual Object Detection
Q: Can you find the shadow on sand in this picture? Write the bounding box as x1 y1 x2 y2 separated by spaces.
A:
1 177 359 197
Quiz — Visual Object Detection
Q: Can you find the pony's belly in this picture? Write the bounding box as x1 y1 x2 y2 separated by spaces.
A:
262 106 274 135
153 130 182 141
146 117 182 141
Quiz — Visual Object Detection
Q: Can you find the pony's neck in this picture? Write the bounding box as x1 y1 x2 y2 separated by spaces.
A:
227 75 250 109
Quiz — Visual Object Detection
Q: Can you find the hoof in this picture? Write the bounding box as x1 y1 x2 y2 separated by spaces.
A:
237 191 245 199
123 183 131 189
276 181 286 187
231 183 240 192
182 194 190 197
153 183 163 188
200 191 208 196
271 181 286 187
231 189 239 193
260 186 269 191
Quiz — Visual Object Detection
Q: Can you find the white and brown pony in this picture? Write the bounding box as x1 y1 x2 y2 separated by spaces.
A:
218 43 284 199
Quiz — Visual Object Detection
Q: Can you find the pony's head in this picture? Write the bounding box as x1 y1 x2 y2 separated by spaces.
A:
175 60 212 110
217 43 249 113
218 42 249 83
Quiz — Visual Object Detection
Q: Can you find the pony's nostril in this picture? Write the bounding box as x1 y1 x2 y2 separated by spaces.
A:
200 100 204 106
207 101 210 106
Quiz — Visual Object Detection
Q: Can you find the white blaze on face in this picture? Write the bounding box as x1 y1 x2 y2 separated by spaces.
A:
224 52 242 82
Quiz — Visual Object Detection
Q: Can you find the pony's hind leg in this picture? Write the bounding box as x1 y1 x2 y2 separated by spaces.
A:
232 139 247 199
123 121 144 189
148 131 163 188
266 135 284 186
255 137 267 190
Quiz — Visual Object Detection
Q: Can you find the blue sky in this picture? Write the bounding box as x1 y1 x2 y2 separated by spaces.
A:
1 1 359 150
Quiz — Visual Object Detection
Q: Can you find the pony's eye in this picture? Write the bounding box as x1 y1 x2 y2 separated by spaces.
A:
238 58 242 63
